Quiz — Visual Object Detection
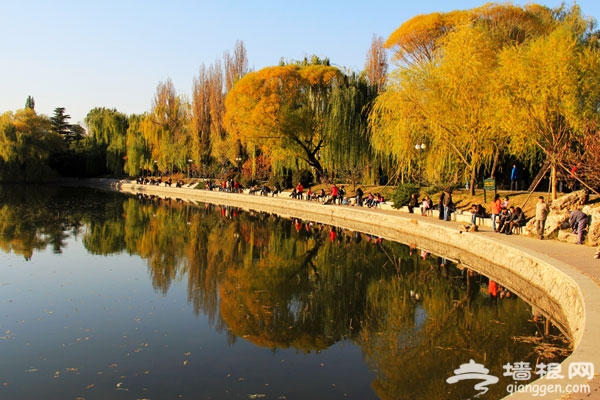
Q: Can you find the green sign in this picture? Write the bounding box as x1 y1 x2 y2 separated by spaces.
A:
484 178 496 191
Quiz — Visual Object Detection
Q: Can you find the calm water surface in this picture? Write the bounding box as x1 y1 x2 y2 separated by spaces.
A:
0 186 569 400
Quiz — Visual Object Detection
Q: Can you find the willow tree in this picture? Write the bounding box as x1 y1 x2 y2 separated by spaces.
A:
496 11 599 199
321 72 374 186
85 107 129 174
148 79 190 174
371 24 503 192
370 10 472 186
385 10 470 68
224 63 343 179
371 3 568 192
124 113 153 176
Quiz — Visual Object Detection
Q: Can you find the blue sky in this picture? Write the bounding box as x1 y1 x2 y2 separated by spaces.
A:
1 0 599 125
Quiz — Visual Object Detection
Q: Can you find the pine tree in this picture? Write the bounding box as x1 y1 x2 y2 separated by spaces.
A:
25 96 35 110
50 107 72 142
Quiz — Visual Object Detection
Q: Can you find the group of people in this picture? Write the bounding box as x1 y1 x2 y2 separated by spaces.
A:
291 182 347 205
489 194 528 235
289 183 386 208
407 191 454 221
407 194 435 216
136 176 186 187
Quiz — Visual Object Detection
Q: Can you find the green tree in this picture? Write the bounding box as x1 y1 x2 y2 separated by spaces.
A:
0 108 62 182
124 113 152 177
25 95 35 110
85 107 128 174
148 79 190 174
50 107 72 142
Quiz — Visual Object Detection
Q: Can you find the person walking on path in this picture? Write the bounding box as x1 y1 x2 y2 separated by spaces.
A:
569 208 589 245
535 196 550 240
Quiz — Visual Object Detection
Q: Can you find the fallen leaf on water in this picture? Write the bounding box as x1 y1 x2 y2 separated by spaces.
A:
86 384 95 389
24 369 38 373
184 352 191 356
65 368 79 372
183 360 188 366
248 395 266 399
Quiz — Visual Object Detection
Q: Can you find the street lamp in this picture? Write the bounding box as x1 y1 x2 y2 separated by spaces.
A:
415 143 426 187
235 157 242 172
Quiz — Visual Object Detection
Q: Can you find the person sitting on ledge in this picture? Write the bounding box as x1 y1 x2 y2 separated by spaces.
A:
408 193 418 214
497 206 514 233
470 204 486 225
507 207 526 234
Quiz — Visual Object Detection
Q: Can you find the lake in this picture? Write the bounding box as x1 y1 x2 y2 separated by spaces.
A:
0 185 569 399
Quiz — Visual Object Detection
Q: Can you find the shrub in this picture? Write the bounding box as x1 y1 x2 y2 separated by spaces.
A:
292 169 314 188
391 183 419 210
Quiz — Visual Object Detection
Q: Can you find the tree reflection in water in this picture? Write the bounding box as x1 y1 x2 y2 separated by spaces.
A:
0 186 570 400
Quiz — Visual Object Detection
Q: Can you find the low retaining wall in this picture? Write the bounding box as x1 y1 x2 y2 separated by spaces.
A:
79 179 600 399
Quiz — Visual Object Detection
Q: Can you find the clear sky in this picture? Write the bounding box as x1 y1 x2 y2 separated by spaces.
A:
1 0 599 125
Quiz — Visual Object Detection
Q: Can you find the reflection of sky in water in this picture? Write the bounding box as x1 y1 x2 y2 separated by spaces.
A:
414 303 427 331
0 236 379 399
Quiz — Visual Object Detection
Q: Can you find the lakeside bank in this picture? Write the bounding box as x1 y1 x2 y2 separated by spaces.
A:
72 178 600 399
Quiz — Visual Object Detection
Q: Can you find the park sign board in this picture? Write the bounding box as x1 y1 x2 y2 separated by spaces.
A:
483 178 496 203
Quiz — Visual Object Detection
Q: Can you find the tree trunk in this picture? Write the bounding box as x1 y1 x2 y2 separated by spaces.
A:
469 167 476 196
490 147 500 179
551 164 557 200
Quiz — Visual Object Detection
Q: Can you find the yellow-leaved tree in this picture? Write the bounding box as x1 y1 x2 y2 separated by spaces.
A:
224 63 343 179
369 3 574 194
496 7 599 199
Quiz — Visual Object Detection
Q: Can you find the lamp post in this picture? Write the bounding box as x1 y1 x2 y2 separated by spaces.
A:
235 157 242 172
187 159 193 178
414 143 426 187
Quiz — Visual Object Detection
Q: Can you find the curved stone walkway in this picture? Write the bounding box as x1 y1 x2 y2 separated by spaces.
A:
71 179 600 399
